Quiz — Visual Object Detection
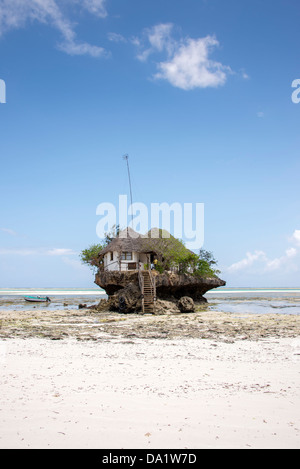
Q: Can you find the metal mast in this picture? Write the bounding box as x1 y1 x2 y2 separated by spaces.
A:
123 154 134 227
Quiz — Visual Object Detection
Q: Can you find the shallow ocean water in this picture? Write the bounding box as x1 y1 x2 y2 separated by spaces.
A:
0 288 300 315
206 288 300 315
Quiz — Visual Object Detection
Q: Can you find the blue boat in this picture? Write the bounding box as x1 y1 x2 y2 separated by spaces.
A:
24 296 51 303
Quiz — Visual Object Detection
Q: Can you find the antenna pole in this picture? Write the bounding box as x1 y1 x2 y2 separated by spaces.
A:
123 154 134 227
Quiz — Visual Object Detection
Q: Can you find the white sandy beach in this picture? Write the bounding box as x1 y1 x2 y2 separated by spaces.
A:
0 335 299 449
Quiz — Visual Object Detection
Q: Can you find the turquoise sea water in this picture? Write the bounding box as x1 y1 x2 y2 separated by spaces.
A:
0 287 300 314
206 287 300 315
0 288 106 311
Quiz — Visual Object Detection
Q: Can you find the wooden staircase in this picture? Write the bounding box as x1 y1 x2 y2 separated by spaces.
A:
139 270 156 314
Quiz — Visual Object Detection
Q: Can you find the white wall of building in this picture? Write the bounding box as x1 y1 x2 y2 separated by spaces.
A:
104 251 150 271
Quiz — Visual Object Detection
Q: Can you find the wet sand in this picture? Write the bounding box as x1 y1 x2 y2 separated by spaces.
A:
0 307 299 449
0 307 299 342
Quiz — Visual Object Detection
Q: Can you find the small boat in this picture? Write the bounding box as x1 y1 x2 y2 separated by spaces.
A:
24 296 51 303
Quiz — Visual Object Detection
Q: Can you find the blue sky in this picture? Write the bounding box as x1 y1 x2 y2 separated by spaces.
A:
0 0 299 287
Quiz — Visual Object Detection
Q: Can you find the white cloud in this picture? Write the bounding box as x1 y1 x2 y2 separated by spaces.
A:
241 70 250 80
265 248 298 272
46 248 77 256
0 247 77 256
79 0 107 18
227 250 267 273
0 228 17 236
108 32 127 43
134 23 174 62
58 40 106 58
0 248 37 256
148 23 174 53
227 231 300 275
156 36 231 90
291 230 300 247
286 247 298 258
134 23 233 90
0 0 107 57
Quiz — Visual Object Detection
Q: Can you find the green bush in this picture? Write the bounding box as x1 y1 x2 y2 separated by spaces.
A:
79 244 104 270
79 224 120 270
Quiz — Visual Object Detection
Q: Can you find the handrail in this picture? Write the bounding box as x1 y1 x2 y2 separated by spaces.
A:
105 260 120 269
138 266 144 313
138 268 144 293
104 260 137 272
148 271 156 313
149 271 156 295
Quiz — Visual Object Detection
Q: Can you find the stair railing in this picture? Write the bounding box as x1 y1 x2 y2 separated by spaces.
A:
148 271 156 313
138 265 145 313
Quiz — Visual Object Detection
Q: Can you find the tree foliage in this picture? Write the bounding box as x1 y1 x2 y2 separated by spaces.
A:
79 225 120 270
79 243 104 271
145 229 220 277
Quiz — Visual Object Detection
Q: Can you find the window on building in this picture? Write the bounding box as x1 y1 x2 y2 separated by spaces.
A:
110 252 113 261
121 252 132 260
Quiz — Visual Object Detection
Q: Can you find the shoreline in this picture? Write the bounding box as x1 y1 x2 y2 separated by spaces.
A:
0 308 299 449
0 307 299 342
1 287 300 296
0 291 106 296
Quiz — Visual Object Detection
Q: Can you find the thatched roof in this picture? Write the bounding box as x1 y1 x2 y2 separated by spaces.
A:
98 227 193 258
99 227 151 256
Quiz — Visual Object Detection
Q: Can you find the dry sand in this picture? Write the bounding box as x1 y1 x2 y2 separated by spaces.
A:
0 307 299 449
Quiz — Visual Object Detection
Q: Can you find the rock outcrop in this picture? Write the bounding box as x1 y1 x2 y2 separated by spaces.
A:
107 282 142 314
177 296 195 313
95 270 226 314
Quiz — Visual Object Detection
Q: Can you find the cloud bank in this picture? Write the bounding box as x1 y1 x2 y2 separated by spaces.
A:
0 0 107 57
227 230 300 275
0 7 236 89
